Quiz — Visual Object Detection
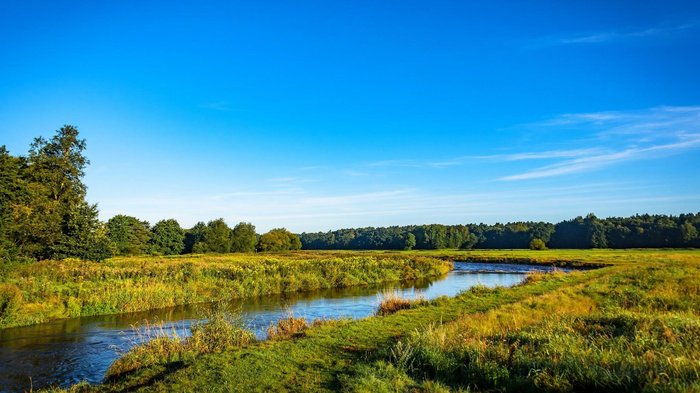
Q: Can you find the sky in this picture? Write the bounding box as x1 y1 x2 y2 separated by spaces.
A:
1 0 699 232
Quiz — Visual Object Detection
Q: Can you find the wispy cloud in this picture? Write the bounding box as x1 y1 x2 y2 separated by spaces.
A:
97 180 700 232
499 106 700 181
479 148 602 161
534 22 698 47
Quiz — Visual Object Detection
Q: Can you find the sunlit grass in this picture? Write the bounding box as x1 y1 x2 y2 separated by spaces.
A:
0 252 451 328
72 249 700 392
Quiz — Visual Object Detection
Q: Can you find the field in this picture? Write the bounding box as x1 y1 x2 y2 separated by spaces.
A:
43 249 700 392
0 252 451 329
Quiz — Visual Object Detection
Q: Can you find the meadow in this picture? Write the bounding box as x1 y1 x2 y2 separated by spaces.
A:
49 249 700 392
0 252 451 329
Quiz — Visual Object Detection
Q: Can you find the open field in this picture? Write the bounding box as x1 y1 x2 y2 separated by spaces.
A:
45 249 700 392
0 253 451 329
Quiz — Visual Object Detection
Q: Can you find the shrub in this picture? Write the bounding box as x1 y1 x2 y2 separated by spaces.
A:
530 238 547 250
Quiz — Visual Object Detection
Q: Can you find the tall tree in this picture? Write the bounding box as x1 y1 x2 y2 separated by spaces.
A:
0 146 27 261
231 222 257 253
184 222 208 254
404 233 416 250
149 219 185 255
9 126 110 260
202 218 232 253
107 215 151 256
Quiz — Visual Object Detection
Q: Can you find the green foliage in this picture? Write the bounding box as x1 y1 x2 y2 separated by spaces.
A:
184 221 207 254
231 222 257 253
0 126 110 261
301 213 700 250
257 228 302 252
107 214 151 256
149 219 185 255
681 221 698 243
404 233 416 250
200 218 232 253
51 202 113 261
529 238 547 250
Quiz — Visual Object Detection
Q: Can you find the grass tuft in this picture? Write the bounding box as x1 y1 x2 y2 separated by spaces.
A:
266 313 309 340
105 309 255 380
376 291 426 316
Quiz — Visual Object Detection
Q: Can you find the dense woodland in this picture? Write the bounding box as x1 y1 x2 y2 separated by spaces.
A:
1 126 698 263
300 213 700 250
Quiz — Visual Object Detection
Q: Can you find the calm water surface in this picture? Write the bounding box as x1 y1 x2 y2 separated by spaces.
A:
0 262 565 392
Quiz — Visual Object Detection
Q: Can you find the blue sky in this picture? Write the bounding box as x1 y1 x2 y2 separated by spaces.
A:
1 1 699 232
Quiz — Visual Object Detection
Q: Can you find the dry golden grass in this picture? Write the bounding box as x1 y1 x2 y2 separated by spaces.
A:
266 314 310 340
376 291 426 316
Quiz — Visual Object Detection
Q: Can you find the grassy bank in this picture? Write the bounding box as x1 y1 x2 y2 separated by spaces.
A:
0 253 451 329
55 249 700 392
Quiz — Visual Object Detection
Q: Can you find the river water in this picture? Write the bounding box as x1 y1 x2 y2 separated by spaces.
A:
0 262 565 392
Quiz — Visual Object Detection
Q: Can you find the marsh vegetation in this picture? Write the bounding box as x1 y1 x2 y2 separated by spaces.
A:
37 249 700 393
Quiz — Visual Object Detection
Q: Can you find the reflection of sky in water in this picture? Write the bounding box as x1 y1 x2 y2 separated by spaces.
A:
0 262 541 392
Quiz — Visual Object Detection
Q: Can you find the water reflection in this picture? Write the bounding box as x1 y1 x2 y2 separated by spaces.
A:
0 262 550 392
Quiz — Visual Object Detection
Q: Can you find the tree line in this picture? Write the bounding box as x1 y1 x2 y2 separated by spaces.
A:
1 126 698 263
0 126 300 262
300 212 700 250
105 215 301 256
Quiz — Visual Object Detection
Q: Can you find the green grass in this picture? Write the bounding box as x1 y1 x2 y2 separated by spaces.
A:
49 249 700 393
0 252 451 328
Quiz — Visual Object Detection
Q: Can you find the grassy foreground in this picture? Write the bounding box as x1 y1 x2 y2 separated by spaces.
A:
52 249 700 392
0 252 451 328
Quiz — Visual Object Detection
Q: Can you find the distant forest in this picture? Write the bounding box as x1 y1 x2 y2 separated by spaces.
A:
1 126 698 263
299 212 700 251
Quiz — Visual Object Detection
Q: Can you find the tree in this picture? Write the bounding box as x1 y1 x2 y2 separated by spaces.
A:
107 215 151 256
184 222 208 254
530 238 546 250
150 219 185 255
460 233 478 250
231 222 257 253
8 125 108 260
404 233 416 250
0 146 26 260
257 228 301 252
51 201 113 260
681 221 698 244
202 218 232 253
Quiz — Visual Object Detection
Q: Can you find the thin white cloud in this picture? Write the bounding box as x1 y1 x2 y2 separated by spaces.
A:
96 181 700 232
499 106 700 181
479 148 602 161
538 22 698 46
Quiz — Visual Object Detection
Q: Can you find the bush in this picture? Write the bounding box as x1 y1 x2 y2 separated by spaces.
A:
530 238 547 250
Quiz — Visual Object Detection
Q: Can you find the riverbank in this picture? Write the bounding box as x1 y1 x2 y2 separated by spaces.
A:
57 249 700 392
0 253 451 329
